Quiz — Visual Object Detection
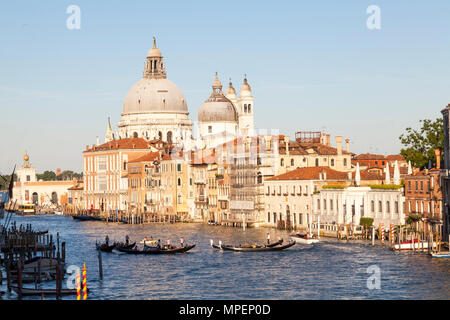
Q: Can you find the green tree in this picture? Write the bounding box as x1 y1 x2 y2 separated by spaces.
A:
399 118 443 169
37 170 57 181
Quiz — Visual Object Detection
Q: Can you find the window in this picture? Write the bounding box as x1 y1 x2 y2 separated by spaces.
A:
26 175 30 182
177 178 181 186
344 158 347 166
123 161 127 170
371 200 375 212
177 194 182 204
395 201 399 214
378 201 382 213
267 212 270 223
386 201 390 213
291 159 294 166
408 181 411 192
177 163 182 172
208 126 212 133
331 159 334 167
280 158 284 166
330 199 333 210
323 199 327 210
317 199 321 210
248 104 251 113
315 159 319 167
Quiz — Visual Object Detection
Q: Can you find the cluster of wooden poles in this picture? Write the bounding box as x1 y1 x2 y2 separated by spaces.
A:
0 224 67 300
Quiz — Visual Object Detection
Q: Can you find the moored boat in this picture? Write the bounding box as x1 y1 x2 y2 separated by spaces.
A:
290 233 319 244
10 285 87 296
393 239 437 251
430 252 450 258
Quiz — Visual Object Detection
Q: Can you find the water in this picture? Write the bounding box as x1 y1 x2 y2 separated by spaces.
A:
1 214 449 300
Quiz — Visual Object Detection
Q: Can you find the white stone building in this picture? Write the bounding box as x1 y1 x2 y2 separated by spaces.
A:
312 187 406 227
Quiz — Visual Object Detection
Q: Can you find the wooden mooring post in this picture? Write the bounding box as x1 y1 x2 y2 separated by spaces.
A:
98 249 103 281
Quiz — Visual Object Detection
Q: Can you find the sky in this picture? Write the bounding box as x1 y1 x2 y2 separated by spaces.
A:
0 0 449 174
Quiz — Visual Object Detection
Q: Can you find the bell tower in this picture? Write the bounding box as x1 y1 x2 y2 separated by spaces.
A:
237 75 255 136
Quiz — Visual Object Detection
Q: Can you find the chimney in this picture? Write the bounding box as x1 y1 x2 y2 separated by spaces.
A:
284 136 290 156
336 136 343 155
435 148 441 170
326 134 331 147
322 131 326 144
345 138 350 153
265 136 271 153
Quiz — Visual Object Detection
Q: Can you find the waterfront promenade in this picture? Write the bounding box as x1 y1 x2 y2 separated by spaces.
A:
1 213 449 300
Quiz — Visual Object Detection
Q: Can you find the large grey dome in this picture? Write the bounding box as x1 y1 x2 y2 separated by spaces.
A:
122 78 188 115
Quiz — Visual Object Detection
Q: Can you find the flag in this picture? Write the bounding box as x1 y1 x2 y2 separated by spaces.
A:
8 165 16 201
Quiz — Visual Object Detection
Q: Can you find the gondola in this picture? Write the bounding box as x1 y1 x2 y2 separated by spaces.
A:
96 242 116 252
116 244 196 255
114 242 136 250
72 215 104 222
210 239 283 250
211 240 295 252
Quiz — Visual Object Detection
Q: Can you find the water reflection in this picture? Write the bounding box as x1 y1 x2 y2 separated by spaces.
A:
1 214 449 300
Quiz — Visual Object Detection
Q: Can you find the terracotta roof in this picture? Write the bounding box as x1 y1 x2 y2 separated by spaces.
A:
84 138 150 152
128 152 160 164
353 153 386 160
386 155 405 161
267 167 349 181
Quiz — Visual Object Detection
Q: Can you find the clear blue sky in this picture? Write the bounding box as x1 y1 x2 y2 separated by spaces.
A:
1 0 449 173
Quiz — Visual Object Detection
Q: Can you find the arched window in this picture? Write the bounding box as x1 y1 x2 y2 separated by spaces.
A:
257 172 262 184
51 192 58 205
177 178 181 186
158 131 162 140
32 192 38 204
291 159 294 166
331 159 335 166
244 104 248 113
248 104 251 113
280 158 284 166
133 132 138 138
315 158 319 167
167 131 173 144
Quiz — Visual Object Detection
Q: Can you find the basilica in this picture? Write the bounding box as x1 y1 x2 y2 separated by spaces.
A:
109 38 255 149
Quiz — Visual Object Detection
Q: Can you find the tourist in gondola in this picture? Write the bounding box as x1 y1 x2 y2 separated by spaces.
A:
180 237 184 247
267 233 271 244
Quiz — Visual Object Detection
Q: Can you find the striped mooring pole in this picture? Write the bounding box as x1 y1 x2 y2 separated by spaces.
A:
381 223 385 245
390 224 395 246
76 268 81 300
82 263 87 300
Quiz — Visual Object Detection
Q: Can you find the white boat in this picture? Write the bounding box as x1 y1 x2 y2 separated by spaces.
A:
290 233 319 244
139 239 158 246
54 211 63 216
430 252 450 258
393 239 437 251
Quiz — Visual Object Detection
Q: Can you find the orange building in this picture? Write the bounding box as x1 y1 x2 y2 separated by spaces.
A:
82 138 160 212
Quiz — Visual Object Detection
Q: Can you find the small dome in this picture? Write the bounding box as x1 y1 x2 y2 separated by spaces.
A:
225 80 236 99
240 76 252 97
24 154 29 161
198 97 238 122
122 78 188 115
198 73 238 123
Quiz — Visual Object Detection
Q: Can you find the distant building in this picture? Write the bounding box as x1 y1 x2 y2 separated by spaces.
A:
82 138 160 212
312 186 406 227
441 103 450 240
12 154 74 207
404 161 443 233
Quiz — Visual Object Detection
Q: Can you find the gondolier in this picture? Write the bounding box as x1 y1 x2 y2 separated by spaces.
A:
125 235 129 245
105 235 109 246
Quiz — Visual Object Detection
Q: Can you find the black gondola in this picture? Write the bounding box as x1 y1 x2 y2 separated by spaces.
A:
114 242 136 250
211 240 295 252
96 242 116 252
116 244 196 255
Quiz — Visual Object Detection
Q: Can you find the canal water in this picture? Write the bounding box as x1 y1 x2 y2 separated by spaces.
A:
1 214 449 300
